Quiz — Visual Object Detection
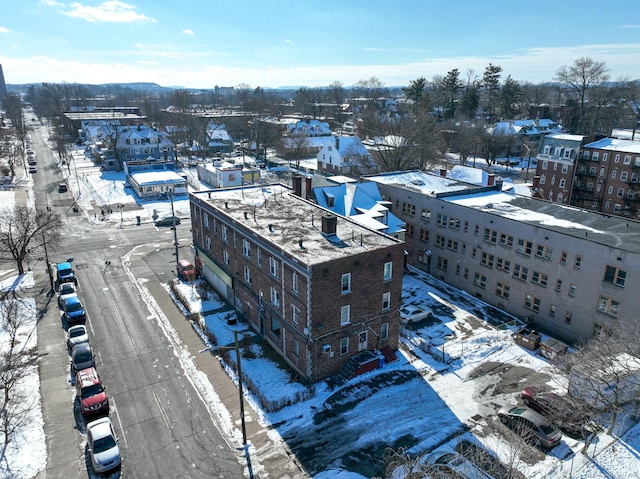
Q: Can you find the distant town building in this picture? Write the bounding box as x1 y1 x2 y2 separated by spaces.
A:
0 64 7 98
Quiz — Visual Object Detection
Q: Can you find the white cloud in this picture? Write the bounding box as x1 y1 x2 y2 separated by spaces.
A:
182 29 194 35
61 0 156 23
285 39 293 44
0 27 10 34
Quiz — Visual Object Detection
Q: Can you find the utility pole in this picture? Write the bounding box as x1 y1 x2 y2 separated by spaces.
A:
170 191 179 274
41 228 53 294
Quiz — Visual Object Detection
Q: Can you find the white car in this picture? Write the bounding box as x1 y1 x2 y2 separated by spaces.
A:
400 304 434 324
57 282 77 309
427 450 493 479
87 417 121 473
66 324 88 350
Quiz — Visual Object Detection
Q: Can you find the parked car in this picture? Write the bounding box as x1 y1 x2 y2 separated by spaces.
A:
521 386 585 435
66 324 89 350
56 261 76 285
62 295 86 324
28 159 37 166
57 282 77 309
76 367 109 416
155 215 181 227
427 450 493 479
177 259 196 281
86 417 121 472
28 166 37 174
71 343 95 372
400 304 433 324
58 183 68 193
497 405 562 449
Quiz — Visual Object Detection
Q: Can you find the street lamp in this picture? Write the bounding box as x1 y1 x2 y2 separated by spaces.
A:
118 204 124 228
200 330 254 478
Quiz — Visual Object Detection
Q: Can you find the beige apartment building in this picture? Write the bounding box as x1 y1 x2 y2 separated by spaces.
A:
365 171 640 344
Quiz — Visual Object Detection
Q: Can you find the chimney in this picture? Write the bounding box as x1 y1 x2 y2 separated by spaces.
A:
440 168 447 177
487 174 495 186
305 177 312 199
532 176 541 189
292 175 302 197
321 215 337 236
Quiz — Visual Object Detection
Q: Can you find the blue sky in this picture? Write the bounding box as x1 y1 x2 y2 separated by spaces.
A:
1 0 640 89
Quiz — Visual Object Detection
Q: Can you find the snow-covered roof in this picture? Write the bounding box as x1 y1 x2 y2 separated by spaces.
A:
546 133 585 142
130 170 186 186
365 170 478 196
584 137 640 154
191 185 402 265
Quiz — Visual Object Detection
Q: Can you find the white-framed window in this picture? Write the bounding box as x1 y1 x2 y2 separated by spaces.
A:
524 294 541 312
624 155 632 165
340 305 350 325
270 286 280 307
341 273 351 294
257 248 262 267
269 256 280 278
223 249 229 265
617 188 625 197
561 164 568 174
243 265 251 284
213 218 218 234
242 238 251 257
340 337 349 356
381 323 389 341
292 305 300 325
559 178 566 188
574 255 582 269
205 236 211 251
516 239 533 256
604 266 627 287
383 262 393 281
292 272 299 293
203 214 209 229
382 292 391 311
621 171 629 181
569 284 577 297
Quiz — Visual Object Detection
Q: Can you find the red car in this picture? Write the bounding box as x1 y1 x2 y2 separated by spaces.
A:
521 387 585 436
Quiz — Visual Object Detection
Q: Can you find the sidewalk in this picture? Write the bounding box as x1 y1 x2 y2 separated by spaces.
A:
128 247 309 479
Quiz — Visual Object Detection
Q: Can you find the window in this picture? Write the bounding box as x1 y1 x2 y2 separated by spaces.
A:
381 323 389 341
524 294 541 312
383 262 393 281
382 292 391 311
569 284 576 297
243 265 252 284
617 187 625 198
608 186 614 194
221 225 228 242
293 339 299 357
613 204 621 213
535 245 553 261
203 214 209 229
340 305 350 325
437 257 448 272
271 317 281 337
446 238 459 251
473 273 487 289
419 228 429 242
496 258 511 273
624 155 632 165
592 151 599 161
496 282 510 298
406 224 414 236
555 279 562 292
436 213 448 227
559 178 566 188
480 252 494 268
484 228 498 244
531 271 548 287
621 171 629 181
604 266 626 287
421 208 431 221
583 151 590 160
292 272 299 293
597 296 620 317
291 305 300 325
242 239 251 257
499 234 514 247
516 239 533 256
574 255 582 269
435 235 445 248
449 218 460 229
513 264 528 281
560 251 568 264
205 236 211 251
549 305 556 317
223 250 229 265
562 164 569 174
270 286 280 307
565 311 572 324
269 256 280 278
340 337 349 355
542 160 548 170
341 273 351 294
402 202 415 216
257 248 262 267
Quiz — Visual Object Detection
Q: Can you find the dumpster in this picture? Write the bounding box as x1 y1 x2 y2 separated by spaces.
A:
540 337 569 361
514 328 541 351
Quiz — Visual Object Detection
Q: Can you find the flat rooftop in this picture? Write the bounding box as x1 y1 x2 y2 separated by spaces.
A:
191 184 402 265
367 171 640 253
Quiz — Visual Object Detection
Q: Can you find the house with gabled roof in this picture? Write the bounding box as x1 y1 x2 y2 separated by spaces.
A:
316 136 371 175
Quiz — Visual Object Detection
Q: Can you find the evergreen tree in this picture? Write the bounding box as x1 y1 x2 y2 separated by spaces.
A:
482 63 503 120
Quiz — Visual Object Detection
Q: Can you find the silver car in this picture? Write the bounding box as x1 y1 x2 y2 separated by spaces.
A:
87 417 121 472
427 449 493 479
498 404 562 449
66 325 89 350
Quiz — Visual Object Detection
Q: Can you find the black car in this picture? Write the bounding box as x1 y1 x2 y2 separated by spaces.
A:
155 216 181 227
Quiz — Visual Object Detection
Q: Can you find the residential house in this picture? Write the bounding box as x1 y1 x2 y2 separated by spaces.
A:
124 157 186 199
115 124 176 170
534 133 586 204
316 136 371 175
490 119 562 157
365 170 640 344
277 119 335 160
205 122 234 154
570 137 640 218
189 184 405 383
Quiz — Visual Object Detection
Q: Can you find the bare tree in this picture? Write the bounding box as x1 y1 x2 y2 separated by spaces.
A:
554 57 610 133
0 206 62 275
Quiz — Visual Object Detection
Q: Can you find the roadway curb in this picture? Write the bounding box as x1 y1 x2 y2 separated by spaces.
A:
129 247 309 479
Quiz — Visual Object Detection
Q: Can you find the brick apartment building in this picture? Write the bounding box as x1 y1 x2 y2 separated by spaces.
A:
189 184 405 383
365 170 640 344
